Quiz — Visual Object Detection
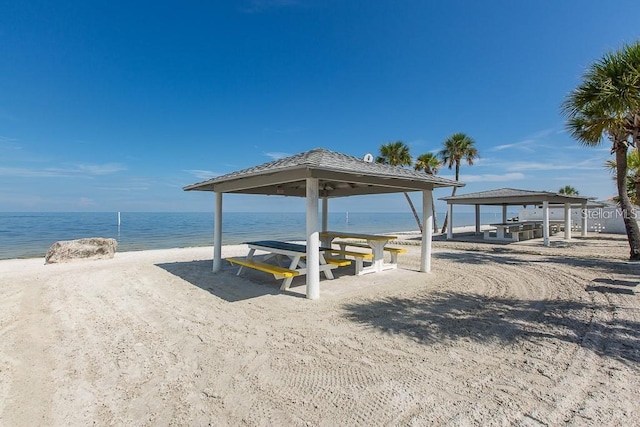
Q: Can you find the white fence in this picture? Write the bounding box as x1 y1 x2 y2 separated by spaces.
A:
518 205 638 234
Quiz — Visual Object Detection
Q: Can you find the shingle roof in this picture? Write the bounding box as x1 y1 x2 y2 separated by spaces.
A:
440 187 591 205
184 148 463 197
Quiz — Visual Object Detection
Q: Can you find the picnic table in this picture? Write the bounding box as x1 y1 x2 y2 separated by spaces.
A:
319 231 404 275
484 221 563 242
228 240 344 290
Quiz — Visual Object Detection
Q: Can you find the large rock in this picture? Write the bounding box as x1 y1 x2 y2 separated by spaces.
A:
45 237 117 264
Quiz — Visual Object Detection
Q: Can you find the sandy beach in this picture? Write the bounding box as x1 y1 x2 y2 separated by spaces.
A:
1 232 638 426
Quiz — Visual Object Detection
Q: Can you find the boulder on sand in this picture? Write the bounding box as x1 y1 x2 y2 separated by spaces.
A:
45 237 118 264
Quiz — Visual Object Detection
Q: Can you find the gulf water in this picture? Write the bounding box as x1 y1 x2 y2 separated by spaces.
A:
0 211 510 260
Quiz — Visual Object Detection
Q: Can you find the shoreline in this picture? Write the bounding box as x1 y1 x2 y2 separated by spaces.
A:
0 224 493 263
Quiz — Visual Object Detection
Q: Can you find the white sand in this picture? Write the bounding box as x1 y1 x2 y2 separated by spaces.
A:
1 232 638 426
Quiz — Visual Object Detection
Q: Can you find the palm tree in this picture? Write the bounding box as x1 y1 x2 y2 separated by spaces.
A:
605 150 640 205
562 41 640 261
376 141 423 232
558 185 579 195
414 153 441 231
438 132 479 234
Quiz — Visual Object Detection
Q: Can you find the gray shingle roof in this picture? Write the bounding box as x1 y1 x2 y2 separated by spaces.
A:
184 148 463 196
440 187 591 205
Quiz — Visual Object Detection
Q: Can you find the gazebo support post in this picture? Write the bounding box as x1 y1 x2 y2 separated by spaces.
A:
543 201 550 247
564 203 572 240
320 197 329 247
475 205 481 235
502 204 508 223
446 203 453 239
212 191 223 272
421 190 433 272
306 178 320 300
581 202 588 237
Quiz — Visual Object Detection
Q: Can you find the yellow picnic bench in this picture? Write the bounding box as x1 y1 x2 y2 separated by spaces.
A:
227 257 300 279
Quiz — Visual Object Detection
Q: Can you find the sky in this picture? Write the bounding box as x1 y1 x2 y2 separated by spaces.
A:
2 0 640 213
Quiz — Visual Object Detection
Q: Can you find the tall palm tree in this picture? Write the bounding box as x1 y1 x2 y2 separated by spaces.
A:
414 152 441 231
562 41 640 261
558 185 579 195
438 133 479 234
605 150 640 205
376 141 423 232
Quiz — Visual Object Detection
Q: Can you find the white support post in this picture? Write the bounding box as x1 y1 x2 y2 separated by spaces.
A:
421 190 433 272
543 201 550 247
581 203 588 237
502 204 508 223
564 203 572 240
306 178 320 300
446 203 453 240
212 191 223 272
475 204 481 235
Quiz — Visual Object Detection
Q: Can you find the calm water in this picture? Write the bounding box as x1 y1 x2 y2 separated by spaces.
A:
0 211 507 260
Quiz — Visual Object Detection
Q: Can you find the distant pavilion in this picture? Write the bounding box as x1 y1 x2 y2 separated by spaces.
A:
440 188 592 246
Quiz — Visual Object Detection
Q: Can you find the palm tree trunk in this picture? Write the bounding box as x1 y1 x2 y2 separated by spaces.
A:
431 193 438 231
440 186 458 234
441 163 461 234
615 143 640 261
403 192 423 233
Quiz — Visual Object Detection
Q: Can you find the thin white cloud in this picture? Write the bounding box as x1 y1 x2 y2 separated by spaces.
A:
454 172 526 183
0 167 75 178
491 139 536 152
490 128 559 152
76 163 126 175
94 185 150 192
264 151 290 160
0 136 21 152
529 128 557 139
185 169 218 180
505 158 603 172
0 163 126 178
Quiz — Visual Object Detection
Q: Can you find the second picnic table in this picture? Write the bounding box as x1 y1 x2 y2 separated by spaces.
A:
320 231 404 275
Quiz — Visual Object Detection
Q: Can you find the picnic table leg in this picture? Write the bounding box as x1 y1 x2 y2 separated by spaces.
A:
337 243 348 258
368 240 385 273
281 255 302 290
319 254 334 280
355 258 365 275
390 251 399 264
238 248 257 276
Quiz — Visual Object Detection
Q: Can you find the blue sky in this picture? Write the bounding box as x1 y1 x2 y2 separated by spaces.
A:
2 0 639 213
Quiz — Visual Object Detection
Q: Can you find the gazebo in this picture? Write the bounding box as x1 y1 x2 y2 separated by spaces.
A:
184 148 463 299
440 188 592 246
